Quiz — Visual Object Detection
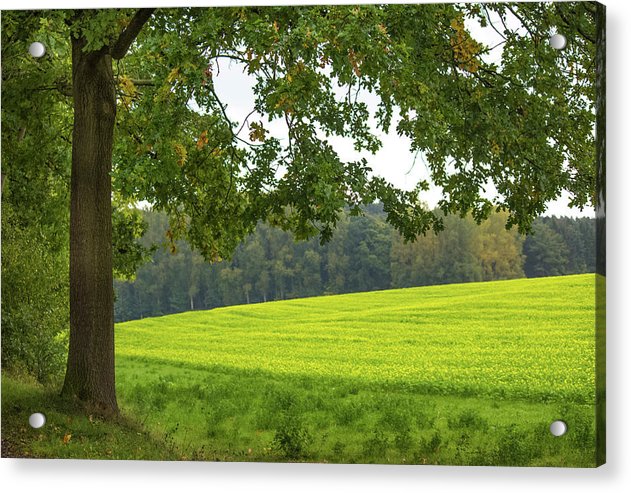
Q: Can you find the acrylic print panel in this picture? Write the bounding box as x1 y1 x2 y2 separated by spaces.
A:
0 2 605 467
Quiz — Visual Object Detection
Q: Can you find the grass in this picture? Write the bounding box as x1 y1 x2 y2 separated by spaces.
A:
2 274 599 465
117 274 595 403
1 373 180 460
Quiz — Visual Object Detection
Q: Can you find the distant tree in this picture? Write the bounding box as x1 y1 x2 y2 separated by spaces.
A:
346 216 392 292
542 217 596 274
391 211 525 287
435 214 483 284
476 211 524 280
203 266 224 309
188 254 205 310
298 249 324 297
523 221 569 277
241 239 268 302
219 267 245 306
391 221 440 288
323 219 351 294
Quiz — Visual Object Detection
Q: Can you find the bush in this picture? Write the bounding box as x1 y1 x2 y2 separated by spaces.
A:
418 430 442 456
447 408 489 431
493 424 541 466
362 429 391 459
1 207 69 383
271 411 312 460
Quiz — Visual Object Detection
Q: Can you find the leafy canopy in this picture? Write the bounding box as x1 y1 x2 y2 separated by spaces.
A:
2 3 597 266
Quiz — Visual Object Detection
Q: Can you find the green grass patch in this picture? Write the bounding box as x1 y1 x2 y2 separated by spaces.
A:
114 359 596 465
3 275 599 465
117 274 596 403
1 374 180 460
114 274 597 466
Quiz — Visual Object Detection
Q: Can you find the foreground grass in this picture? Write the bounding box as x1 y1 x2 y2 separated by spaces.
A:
115 274 597 466
2 274 599 465
1 374 180 460
116 359 597 466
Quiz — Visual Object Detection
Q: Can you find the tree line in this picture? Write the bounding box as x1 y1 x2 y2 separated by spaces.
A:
114 206 595 322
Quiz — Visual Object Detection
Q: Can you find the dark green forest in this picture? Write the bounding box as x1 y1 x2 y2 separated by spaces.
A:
114 206 595 322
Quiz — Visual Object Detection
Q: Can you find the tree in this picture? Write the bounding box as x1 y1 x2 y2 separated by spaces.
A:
390 210 525 287
346 215 392 292
241 237 269 302
476 211 524 281
1 4 602 414
435 214 483 284
523 221 569 277
323 219 351 294
540 216 596 274
299 249 324 297
219 267 245 306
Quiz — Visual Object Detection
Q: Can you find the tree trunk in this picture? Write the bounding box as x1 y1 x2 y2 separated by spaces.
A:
61 37 118 415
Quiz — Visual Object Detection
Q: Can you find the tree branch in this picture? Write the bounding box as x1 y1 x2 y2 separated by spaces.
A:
482 6 507 41
506 5 537 43
115 77 156 86
111 9 156 60
555 4 596 44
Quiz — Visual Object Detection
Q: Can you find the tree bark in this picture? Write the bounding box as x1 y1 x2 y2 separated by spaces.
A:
61 37 118 415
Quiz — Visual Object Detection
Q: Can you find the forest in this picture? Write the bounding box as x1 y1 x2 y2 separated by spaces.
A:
113 206 596 322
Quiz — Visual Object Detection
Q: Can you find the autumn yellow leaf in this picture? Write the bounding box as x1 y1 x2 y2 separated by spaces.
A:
63 433 72 444
490 140 501 156
117 16 130 30
449 14 481 73
172 142 187 167
348 49 362 77
166 67 180 83
248 122 268 142
118 75 137 107
196 130 209 150
450 16 463 30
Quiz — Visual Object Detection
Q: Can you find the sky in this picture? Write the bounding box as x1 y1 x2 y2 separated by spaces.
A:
209 5 595 219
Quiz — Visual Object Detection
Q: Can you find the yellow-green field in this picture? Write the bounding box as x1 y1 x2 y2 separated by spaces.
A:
111 274 598 466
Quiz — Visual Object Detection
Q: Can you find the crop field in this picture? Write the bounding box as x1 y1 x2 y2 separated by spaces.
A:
115 274 598 466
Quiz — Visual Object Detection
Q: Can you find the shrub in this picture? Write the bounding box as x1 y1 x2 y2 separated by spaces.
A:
448 408 489 431
271 411 312 460
1 207 69 383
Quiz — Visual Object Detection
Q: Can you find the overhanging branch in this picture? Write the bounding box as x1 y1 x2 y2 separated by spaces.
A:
555 4 596 44
111 8 156 60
